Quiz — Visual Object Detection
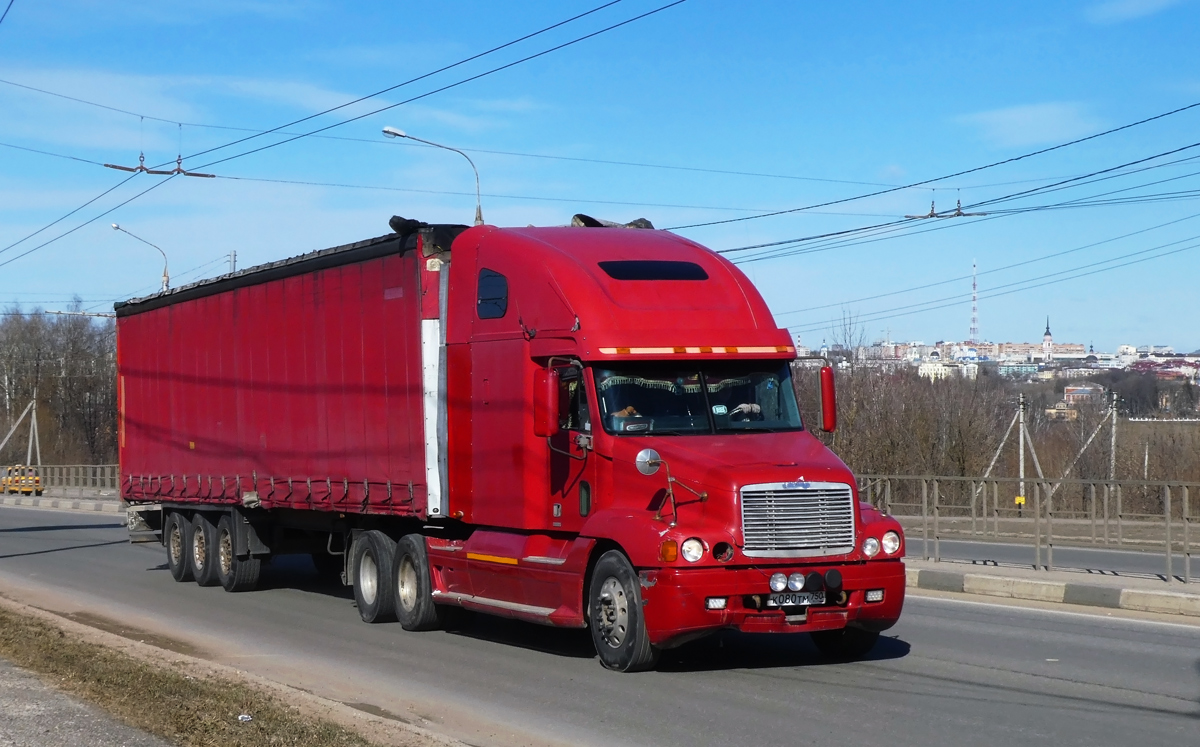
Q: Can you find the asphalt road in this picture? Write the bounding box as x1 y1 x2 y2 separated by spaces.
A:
913 537 1196 579
1 505 1197 747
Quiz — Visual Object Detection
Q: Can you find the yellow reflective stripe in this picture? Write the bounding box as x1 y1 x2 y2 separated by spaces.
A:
466 552 519 566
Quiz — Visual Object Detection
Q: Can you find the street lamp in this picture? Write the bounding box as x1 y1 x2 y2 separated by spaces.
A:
382 126 484 226
111 223 170 292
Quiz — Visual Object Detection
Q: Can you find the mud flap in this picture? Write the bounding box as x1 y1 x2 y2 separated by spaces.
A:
232 508 271 559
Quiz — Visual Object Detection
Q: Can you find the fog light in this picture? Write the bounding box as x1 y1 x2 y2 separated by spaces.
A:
862 537 880 557
681 538 705 563
866 589 884 603
706 597 727 610
882 531 901 555
787 572 804 591
769 572 788 592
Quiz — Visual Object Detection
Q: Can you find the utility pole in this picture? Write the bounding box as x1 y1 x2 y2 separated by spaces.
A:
1018 393 1026 518
229 250 237 274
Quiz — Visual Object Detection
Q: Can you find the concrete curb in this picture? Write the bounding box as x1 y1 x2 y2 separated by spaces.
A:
906 567 1200 617
0 496 122 514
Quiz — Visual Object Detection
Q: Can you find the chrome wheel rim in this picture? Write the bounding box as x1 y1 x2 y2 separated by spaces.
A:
595 577 629 649
218 530 233 576
359 552 378 605
398 556 418 611
192 527 206 571
168 523 183 567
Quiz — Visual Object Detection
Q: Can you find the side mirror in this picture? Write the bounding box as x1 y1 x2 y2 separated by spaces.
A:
819 365 837 433
533 367 561 438
635 448 662 476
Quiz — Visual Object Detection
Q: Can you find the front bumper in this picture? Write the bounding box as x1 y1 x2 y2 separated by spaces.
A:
638 559 905 648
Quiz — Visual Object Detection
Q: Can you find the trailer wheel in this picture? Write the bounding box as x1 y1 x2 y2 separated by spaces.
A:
216 514 261 592
810 627 880 661
587 551 660 672
165 512 193 582
394 534 450 631
191 513 221 587
352 530 397 623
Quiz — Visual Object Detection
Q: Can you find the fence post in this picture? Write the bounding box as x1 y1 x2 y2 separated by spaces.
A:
1089 483 1096 545
1184 486 1191 585
1117 485 1124 546
921 479 929 561
933 479 941 563
991 481 998 538
885 479 892 516
970 480 978 536
1034 482 1042 570
1165 484 1173 584
1047 481 1054 572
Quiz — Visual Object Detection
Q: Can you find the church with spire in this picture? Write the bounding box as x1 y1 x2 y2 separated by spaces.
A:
1043 317 1053 363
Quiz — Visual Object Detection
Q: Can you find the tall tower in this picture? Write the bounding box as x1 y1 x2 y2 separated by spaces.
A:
969 261 979 344
1043 317 1053 363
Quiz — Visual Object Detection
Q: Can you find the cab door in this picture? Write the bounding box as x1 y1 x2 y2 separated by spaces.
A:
548 365 597 532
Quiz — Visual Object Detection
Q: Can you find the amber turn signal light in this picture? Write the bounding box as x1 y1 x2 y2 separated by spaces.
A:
659 539 678 562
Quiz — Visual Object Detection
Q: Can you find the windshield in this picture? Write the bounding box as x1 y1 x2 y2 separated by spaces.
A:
594 362 803 435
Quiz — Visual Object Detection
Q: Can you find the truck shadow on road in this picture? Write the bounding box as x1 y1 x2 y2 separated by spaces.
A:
0 539 127 560
0 523 124 533
658 630 911 672
445 615 912 669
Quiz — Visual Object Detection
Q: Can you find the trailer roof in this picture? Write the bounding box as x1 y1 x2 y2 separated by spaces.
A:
114 220 465 318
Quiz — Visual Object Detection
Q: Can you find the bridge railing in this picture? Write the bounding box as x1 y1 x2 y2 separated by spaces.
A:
858 475 1195 584
34 465 119 493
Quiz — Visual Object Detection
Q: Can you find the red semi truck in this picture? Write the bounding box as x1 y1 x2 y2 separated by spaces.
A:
119 215 905 672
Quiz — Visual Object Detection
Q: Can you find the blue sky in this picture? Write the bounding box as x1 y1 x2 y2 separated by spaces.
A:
1 0 1197 351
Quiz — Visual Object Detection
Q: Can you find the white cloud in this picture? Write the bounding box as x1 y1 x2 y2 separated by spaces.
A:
1086 0 1185 24
956 102 1104 149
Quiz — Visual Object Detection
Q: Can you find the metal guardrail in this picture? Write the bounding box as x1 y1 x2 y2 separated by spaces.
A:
38 464 119 491
858 475 1195 584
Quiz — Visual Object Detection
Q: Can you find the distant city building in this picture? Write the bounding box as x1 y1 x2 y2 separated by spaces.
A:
1043 318 1053 363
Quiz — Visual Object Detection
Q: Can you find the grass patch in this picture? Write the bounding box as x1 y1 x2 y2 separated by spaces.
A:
0 605 377 747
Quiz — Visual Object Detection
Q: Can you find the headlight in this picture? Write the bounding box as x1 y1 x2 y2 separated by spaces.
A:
882 531 901 555
787 573 804 591
681 538 705 563
862 537 880 557
769 572 788 592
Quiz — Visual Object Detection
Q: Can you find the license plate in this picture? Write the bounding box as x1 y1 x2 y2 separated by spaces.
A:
767 591 825 607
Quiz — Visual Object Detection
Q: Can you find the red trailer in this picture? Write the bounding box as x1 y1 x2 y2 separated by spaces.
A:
119 215 905 671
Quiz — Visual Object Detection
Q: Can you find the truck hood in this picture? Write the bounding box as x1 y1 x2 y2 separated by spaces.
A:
610 429 855 496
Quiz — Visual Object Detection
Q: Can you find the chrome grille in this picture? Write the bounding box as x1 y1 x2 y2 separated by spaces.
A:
740 482 856 558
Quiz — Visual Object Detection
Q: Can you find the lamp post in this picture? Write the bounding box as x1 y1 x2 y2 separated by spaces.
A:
111 224 169 291
382 126 484 226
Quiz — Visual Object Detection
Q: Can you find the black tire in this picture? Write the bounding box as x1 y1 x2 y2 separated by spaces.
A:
810 627 880 661
310 551 344 580
393 533 451 631
587 550 659 672
191 513 221 587
165 512 193 583
216 514 261 592
352 530 397 623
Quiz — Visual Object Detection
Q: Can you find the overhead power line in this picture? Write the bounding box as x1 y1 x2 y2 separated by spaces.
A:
0 0 16 30
667 99 1200 231
787 233 1200 334
0 1 689 273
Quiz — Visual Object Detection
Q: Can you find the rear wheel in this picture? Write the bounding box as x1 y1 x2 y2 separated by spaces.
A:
352 530 397 623
810 627 880 661
587 551 659 672
191 513 220 587
216 514 260 592
165 512 193 582
393 533 452 631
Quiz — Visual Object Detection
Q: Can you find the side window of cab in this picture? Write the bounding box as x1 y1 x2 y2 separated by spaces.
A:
477 268 508 319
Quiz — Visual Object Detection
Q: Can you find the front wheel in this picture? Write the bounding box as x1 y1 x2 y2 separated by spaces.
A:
587 551 659 672
810 627 880 661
